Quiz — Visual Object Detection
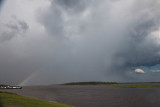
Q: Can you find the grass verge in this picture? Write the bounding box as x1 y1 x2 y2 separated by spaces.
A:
0 91 73 107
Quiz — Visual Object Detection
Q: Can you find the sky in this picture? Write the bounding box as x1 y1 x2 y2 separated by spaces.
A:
0 0 160 85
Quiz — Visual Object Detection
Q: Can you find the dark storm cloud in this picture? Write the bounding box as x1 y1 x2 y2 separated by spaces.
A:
120 1 160 67
0 18 29 42
37 0 160 83
40 0 90 38
0 31 16 42
54 0 89 13
0 0 4 6
18 21 29 33
40 5 64 38
1 0 160 85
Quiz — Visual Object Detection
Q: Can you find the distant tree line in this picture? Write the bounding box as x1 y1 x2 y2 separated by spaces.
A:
62 81 117 85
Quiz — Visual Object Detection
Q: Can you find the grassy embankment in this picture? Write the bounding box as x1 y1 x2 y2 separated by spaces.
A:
62 81 117 85
117 82 160 88
0 91 73 107
117 85 160 88
62 81 160 88
118 82 160 84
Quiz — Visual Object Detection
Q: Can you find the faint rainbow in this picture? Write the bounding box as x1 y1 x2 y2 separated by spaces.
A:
18 71 38 86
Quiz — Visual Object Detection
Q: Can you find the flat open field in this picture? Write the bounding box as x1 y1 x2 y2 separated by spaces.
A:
0 91 72 107
1 84 160 107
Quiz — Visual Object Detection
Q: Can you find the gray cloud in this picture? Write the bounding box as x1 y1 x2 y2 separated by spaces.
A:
0 18 29 42
53 0 95 15
111 0 160 67
40 4 64 38
0 0 4 8
18 20 29 33
0 0 160 85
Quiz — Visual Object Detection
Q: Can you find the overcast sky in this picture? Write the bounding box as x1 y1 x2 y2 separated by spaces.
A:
0 0 160 85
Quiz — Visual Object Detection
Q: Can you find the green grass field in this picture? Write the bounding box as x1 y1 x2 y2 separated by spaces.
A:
116 85 160 88
118 82 160 84
0 91 73 107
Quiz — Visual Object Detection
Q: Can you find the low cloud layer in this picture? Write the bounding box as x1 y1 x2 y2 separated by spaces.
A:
0 0 160 85
151 70 160 73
